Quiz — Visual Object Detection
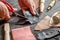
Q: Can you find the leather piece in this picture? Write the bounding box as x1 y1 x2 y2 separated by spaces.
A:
7 0 40 24
7 9 39 25
34 16 51 31
35 27 60 40
36 30 59 39
11 26 36 40
50 23 60 27
15 8 40 25
24 9 39 24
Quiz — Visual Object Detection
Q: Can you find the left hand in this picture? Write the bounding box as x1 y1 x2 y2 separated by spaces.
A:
0 1 10 20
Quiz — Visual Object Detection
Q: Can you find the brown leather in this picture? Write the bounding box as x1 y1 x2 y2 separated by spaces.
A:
34 16 51 31
50 23 60 27
11 26 36 40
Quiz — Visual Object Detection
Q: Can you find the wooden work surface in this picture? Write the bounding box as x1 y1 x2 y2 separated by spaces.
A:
0 0 60 40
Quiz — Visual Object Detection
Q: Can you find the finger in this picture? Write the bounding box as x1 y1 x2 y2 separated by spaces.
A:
40 3 44 13
29 5 36 16
32 3 36 10
0 1 10 20
39 0 45 13
22 9 26 13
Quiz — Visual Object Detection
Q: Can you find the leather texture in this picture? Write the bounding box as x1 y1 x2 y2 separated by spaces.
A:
35 16 51 31
11 26 36 40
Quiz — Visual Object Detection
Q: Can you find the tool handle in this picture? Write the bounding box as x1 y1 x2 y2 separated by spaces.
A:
4 32 10 40
4 23 10 40
49 0 57 7
39 0 45 13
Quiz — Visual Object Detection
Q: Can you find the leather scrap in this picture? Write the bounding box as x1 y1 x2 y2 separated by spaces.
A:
34 16 51 31
11 26 36 40
18 0 40 24
35 27 60 40
23 9 40 24
11 8 40 25
36 30 59 40
7 9 39 25
50 23 60 27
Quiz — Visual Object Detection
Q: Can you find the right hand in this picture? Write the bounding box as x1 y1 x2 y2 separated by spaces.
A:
18 0 37 16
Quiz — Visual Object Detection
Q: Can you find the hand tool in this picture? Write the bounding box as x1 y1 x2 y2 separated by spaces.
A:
12 12 27 19
47 0 57 12
1 0 26 18
49 11 60 27
52 11 60 24
4 23 10 40
0 0 19 21
39 0 45 13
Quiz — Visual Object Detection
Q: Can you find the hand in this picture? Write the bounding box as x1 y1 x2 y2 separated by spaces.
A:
18 0 36 16
0 1 10 20
1 0 14 12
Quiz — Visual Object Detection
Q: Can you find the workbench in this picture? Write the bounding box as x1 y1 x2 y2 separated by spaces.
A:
0 0 60 40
